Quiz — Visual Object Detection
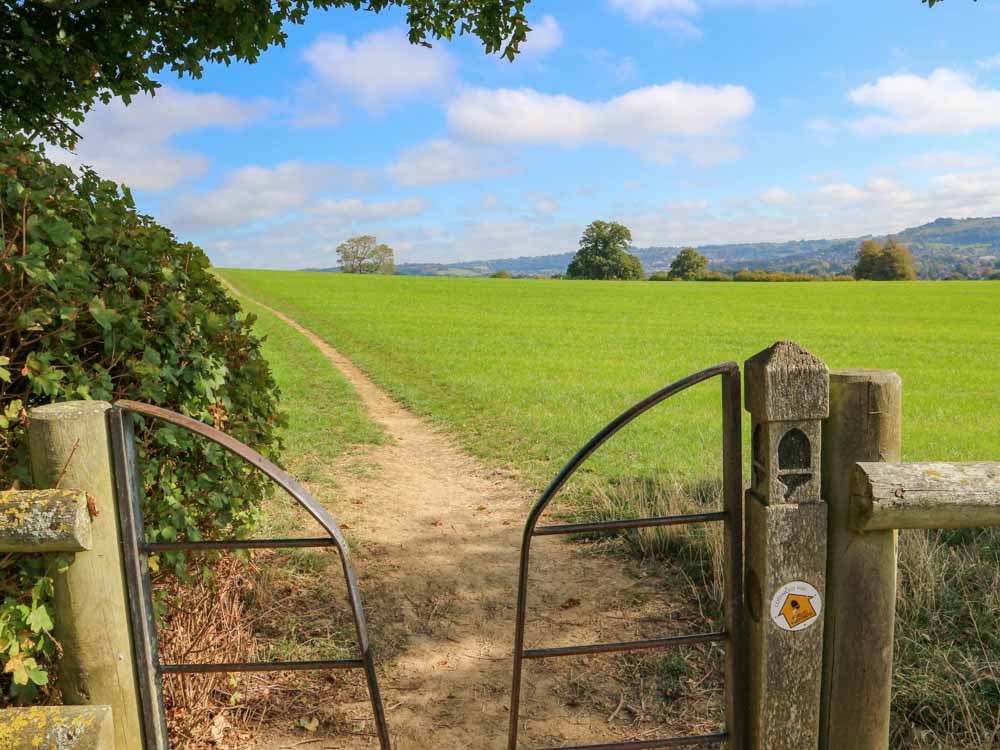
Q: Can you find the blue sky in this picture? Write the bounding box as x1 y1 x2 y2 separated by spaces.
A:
51 0 1000 268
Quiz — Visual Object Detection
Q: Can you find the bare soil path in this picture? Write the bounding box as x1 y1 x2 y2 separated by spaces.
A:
236 290 718 750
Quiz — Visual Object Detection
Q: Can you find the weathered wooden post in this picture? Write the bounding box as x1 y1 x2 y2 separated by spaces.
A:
819 370 901 750
744 341 829 750
0 705 114 750
28 401 144 750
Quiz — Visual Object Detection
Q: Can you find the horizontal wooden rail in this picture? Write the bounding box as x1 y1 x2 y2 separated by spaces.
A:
0 488 93 552
852 461 1000 530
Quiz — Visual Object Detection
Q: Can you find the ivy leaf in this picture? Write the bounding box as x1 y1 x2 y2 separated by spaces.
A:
26 605 53 634
88 296 121 330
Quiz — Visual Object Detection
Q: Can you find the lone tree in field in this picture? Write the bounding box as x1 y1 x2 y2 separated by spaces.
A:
1 1 532 146
667 247 709 280
566 221 643 280
337 235 395 274
853 239 918 280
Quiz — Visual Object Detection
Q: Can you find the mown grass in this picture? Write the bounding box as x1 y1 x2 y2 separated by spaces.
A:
221 272 999 488
221 271 1000 748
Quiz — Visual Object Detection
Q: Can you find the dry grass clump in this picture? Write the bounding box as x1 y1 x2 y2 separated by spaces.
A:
155 551 368 749
892 528 1000 749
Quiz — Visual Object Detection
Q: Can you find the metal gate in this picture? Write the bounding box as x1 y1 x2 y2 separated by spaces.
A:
108 401 391 750
507 362 745 750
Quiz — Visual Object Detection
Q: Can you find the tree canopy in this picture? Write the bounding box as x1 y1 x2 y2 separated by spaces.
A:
566 221 643 280
667 247 709 280
337 235 395 274
1 0 531 146
853 239 918 280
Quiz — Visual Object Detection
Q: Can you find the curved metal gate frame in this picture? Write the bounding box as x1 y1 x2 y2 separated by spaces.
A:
507 363 745 750
108 401 391 750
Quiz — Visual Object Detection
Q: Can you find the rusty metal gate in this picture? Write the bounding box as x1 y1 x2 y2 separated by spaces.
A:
507 362 746 750
108 401 391 750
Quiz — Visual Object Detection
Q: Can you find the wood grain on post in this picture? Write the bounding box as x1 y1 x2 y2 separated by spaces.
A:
0 705 114 750
853 461 1000 530
744 342 829 750
0 489 93 552
28 401 144 750
819 370 902 750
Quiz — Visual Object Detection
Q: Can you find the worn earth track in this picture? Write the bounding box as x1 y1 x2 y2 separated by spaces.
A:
235 290 712 750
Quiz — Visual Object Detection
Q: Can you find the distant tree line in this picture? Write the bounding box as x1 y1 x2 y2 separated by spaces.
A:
563 223 934 282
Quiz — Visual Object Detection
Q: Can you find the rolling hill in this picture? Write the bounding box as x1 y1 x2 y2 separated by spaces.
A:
313 217 1000 280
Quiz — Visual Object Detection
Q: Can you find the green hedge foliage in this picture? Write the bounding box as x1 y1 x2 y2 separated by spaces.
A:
0 134 283 704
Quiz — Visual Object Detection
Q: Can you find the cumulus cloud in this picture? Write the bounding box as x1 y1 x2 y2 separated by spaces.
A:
523 15 564 56
168 161 373 230
446 83 753 164
903 151 993 171
302 29 455 110
387 139 518 187
311 196 431 222
48 87 263 191
848 68 1000 135
609 0 803 37
978 54 1000 72
760 187 794 205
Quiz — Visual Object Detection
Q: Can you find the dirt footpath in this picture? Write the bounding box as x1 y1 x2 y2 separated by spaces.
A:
239 292 716 750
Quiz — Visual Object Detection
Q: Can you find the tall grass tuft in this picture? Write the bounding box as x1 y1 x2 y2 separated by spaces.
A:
584 474 725 615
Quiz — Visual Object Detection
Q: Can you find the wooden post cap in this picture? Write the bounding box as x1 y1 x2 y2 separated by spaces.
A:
745 341 829 422
0 705 114 749
0 489 93 552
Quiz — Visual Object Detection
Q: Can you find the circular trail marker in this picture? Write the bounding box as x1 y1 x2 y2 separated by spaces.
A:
770 580 822 632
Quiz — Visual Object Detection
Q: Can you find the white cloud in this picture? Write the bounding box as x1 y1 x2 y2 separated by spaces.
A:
848 68 1000 135
48 87 262 191
586 48 637 80
447 83 753 164
523 16 564 56
530 194 561 215
760 187 794 205
387 139 518 187
169 161 372 230
904 150 993 171
978 54 1000 72
609 0 803 37
311 196 431 222
302 29 455 110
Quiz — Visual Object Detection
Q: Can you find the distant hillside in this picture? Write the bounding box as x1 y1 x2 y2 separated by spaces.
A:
315 217 1000 280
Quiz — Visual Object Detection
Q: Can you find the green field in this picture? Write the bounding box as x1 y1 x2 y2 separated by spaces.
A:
223 271 1000 748
221 271 999 493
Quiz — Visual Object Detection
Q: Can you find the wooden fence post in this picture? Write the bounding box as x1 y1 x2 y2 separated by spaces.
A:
28 401 144 750
819 370 902 750
744 342 829 750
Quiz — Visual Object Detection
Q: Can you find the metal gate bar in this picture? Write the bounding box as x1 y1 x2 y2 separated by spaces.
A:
109 401 391 750
507 362 744 750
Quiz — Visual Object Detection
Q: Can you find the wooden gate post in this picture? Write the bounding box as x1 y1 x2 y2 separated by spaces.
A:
28 401 144 750
744 342 829 750
819 370 901 750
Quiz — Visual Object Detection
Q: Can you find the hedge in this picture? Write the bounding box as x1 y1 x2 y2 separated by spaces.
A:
0 134 283 704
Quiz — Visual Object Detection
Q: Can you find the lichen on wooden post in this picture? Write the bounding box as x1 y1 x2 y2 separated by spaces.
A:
0 705 114 750
0 489 93 552
744 341 829 750
853 460 1000 530
28 401 144 750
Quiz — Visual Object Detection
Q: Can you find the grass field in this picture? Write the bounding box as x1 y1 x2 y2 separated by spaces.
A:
222 271 1000 749
221 271 999 491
